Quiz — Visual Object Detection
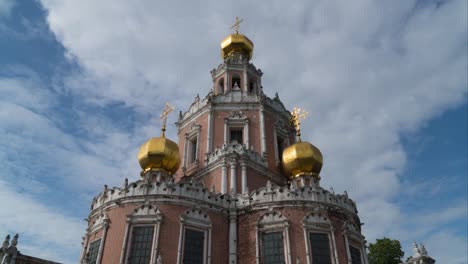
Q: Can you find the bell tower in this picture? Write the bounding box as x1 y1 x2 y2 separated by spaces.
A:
175 19 296 194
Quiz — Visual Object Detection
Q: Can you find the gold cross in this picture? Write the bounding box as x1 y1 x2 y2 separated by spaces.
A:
291 107 308 139
160 102 175 136
230 17 244 34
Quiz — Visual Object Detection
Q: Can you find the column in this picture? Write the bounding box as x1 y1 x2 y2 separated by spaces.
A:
228 213 238 264
241 161 247 194
259 107 266 155
206 109 213 153
221 162 227 194
245 120 250 149
230 160 237 193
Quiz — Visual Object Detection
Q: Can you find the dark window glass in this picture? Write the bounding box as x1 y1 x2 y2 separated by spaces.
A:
350 246 362 264
183 229 205 264
128 226 154 264
277 137 285 160
230 129 243 144
261 232 285 264
87 239 101 264
190 138 197 162
309 233 332 264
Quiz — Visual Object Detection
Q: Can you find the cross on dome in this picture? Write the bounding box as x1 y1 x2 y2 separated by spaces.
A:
230 17 244 34
160 102 175 136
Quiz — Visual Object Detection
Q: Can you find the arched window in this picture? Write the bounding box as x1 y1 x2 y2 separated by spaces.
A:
231 74 241 90
217 78 224 95
256 211 292 264
177 208 212 264
303 209 339 264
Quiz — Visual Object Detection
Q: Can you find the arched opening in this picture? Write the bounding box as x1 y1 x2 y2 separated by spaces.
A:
249 78 256 94
217 78 224 95
231 74 241 90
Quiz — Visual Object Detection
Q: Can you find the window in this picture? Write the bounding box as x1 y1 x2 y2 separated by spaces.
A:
189 138 197 163
350 246 362 264
277 137 285 161
182 228 205 264
309 233 332 264
128 226 155 264
230 129 243 144
261 232 285 264
87 239 101 264
178 208 211 264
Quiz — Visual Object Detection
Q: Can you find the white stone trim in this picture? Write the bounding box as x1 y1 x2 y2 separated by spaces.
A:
342 221 368 264
206 109 213 154
221 162 228 194
259 107 266 156
177 208 212 264
256 211 292 264
184 124 201 168
224 110 249 148
230 159 237 193
120 204 163 264
241 161 247 194
302 210 338 264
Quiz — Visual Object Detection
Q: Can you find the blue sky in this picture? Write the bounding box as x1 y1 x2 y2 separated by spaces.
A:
0 0 466 263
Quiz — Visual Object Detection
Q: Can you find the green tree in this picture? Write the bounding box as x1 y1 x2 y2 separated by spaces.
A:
368 237 404 264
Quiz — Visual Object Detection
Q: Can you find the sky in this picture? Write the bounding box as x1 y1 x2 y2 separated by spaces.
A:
0 0 466 263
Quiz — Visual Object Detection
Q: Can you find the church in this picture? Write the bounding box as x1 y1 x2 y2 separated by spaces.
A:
72 21 435 264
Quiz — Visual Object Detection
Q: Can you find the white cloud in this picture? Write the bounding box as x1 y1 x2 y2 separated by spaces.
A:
0 179 83 263
6 0 464 262
0 0 14 18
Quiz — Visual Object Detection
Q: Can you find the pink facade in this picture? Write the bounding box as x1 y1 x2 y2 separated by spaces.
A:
80 35 368 264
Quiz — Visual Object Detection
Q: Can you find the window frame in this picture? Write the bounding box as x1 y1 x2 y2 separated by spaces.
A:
224 111 249 148
342 222 368 264
125 224 156 264
86 238 101 264
184 123 201 170
256 211 292 264
177 208 212 264
120 205 163 264
302 210 338 264
307 231 334 264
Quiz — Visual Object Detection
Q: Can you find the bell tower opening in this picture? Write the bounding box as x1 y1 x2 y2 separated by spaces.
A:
217 78 225 95
232 74 241 90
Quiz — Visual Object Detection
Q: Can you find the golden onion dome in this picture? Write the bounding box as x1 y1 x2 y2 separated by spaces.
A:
282 140 323 179
221 33 254 60
137 135 180 175
282 107 323 179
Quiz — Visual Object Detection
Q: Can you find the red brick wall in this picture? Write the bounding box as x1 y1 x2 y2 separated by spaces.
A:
92 203 229 264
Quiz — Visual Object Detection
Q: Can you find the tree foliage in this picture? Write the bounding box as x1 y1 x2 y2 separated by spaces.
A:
368 237 404 264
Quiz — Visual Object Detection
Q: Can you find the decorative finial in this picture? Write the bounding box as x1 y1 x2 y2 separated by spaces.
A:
291 107 308 141
230 17 244 34
2 234 10 249
10 234 18 248
160 102 175 137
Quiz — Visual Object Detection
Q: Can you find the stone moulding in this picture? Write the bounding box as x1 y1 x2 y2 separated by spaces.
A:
89 178 358 221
